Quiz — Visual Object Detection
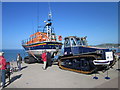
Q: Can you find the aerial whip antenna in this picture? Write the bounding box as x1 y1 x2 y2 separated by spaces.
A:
37 2 40 29
48 2 52 19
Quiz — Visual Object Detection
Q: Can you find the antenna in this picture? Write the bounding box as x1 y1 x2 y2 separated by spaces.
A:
43 2 54 42
37 2 40 28
48 2 52 19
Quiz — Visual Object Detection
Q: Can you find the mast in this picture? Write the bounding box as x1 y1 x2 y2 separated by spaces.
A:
44 3 53 42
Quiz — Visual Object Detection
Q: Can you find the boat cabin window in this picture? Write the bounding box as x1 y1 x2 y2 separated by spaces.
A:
70 38 76 46
76 38 82 45
64 38 70 47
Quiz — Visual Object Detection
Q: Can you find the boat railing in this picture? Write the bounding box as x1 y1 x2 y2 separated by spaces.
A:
21 28 58 45
22 39 28 45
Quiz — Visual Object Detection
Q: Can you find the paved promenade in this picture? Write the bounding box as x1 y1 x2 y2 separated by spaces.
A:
5 61 119 88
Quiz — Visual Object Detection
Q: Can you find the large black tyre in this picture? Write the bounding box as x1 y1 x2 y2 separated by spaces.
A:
24 56 29 63
24 58 31 64
24 56 37 64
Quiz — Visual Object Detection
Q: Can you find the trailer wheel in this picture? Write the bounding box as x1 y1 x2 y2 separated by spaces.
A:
24 56 37 64
24 56 29 63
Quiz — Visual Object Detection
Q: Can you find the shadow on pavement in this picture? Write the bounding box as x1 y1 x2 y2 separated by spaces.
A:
5 74 22 88
21 66 28 70
116 69 120 72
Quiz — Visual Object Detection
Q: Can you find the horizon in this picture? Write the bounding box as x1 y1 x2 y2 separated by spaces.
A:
2 43 120 50
1 2 118 49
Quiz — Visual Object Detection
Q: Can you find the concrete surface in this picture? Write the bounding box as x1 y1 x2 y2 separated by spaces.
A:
5 61 119 88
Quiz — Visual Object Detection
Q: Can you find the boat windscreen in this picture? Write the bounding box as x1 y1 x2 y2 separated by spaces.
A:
71 38 76 46
64 38 70 47
76 38 82 45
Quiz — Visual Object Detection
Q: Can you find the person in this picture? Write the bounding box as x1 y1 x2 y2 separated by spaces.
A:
16 53 22 71
6 62 11 83
53 52 59 62
47 51 52 67
41 50 47 70
0 52 6 88
51 52 59 65
81 36 88 46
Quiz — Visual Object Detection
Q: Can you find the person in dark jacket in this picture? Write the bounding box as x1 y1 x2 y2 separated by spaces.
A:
16 53 22 71
6 62 11 83
47 51 52 67
0 52 6 88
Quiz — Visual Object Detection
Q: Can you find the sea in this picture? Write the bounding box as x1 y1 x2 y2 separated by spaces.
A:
2 49 28 62
1 48 120 62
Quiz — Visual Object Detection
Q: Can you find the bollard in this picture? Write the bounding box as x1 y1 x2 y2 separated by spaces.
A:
105 70 110 80
93 73 98 79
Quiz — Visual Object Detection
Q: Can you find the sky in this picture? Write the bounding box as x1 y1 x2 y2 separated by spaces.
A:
2 2 118 49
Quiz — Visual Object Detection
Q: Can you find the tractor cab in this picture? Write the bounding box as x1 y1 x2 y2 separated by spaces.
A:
64 36 88 55
64 36 87 47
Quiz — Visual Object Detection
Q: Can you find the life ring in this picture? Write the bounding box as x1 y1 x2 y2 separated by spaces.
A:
58 35 62 41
